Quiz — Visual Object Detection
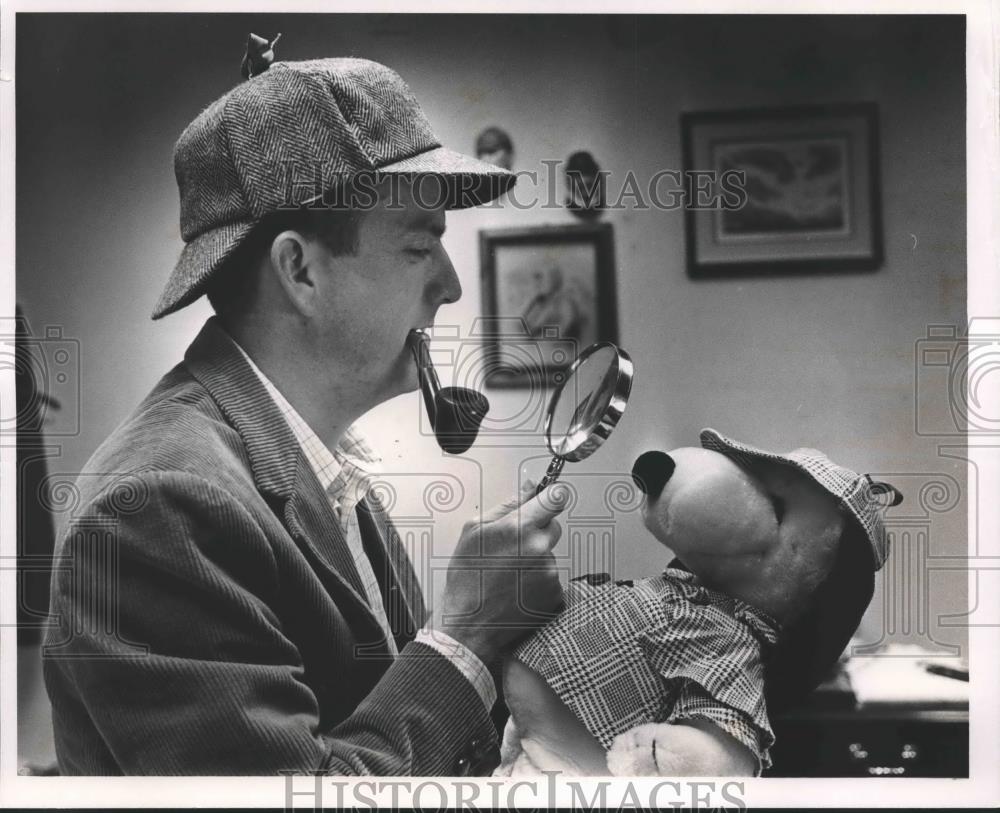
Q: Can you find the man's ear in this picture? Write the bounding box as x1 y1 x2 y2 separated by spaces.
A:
269 229 321 317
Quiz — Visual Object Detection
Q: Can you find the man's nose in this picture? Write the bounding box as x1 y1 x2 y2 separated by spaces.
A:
433 245 463 305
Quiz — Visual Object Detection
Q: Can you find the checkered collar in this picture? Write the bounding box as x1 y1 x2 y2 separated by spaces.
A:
231 341 381 520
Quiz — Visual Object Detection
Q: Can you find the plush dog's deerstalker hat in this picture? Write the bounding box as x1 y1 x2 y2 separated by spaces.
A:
696 428 902 713
699 428 900 568
154 55 515 319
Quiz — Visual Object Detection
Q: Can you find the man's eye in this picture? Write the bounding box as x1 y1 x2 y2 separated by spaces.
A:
407 247 432 258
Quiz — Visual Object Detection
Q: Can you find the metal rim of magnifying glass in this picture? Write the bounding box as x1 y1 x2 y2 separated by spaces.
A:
542 341 634 464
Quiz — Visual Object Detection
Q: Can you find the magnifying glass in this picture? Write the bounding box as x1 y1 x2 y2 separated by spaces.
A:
535 342 634 496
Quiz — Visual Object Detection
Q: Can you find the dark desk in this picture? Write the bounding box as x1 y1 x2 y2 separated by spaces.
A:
766 701 969 777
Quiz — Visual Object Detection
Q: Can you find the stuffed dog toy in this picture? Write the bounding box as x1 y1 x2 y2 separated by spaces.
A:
495 428 900 777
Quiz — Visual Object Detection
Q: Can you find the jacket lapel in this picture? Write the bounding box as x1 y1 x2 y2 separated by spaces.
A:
182 317 388 645
357 495 426 648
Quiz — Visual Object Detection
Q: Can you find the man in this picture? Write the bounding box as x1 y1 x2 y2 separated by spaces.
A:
43 55 566 775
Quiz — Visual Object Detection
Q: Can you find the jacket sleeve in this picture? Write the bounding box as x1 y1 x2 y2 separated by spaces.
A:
44 470 496 776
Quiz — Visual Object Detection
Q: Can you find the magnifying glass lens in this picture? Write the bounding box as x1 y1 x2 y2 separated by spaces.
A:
535 342 633 496
548 345 621 457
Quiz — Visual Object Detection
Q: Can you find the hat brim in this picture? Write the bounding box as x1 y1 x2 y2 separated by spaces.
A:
378 146 516 209
294 146 516 210
152 221 255 320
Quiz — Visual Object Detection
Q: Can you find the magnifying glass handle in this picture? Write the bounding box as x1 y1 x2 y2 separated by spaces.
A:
534 456 565 497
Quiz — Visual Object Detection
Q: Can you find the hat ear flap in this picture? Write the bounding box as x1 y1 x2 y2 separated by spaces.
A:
764 522 875 714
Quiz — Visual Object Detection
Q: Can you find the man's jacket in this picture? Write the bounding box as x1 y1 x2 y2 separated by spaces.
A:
43 318 498 775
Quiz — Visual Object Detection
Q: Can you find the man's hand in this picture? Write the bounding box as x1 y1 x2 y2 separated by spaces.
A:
435 481 568 663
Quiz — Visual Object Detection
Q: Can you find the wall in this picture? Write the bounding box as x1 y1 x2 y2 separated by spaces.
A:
16 14 967 742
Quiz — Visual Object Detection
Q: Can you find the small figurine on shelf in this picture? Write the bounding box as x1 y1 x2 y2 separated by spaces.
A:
564 150 606 220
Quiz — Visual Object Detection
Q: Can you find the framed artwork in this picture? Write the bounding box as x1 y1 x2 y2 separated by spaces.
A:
682 103 882 276
479 223 617 388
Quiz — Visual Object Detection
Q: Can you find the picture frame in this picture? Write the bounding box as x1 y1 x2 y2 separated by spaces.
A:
682 103 882 277
479 223 618 388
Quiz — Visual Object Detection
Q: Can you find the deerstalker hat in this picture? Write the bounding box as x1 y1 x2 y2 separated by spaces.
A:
154 56 515 319
697 428 902 712
699 428 899 568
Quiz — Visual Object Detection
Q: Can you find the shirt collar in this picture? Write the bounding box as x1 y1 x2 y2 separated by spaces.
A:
230 339 381 517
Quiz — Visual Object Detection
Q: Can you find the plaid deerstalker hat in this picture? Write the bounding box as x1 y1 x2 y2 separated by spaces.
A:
699 428 899 568
695 428 902 711
154 57 515 319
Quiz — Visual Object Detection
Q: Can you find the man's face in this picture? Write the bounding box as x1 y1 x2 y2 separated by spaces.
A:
307 177 461 402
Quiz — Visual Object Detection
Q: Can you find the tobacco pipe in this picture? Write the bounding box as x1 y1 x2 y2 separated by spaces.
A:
406 329 490 455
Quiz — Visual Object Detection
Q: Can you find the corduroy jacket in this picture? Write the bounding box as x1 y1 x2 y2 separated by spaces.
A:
43 318 498 775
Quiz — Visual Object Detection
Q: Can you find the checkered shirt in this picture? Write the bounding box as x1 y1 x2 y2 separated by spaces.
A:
513 568 780 773
232 342 495 710
237 350 396 654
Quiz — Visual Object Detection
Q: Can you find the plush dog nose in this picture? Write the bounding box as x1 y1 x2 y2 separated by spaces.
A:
631 451 676 500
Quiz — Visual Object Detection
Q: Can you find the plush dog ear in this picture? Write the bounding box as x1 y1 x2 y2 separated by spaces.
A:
763 522 874 713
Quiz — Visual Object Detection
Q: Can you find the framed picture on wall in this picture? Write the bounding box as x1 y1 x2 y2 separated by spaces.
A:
682 103 882 276
479 223 617 388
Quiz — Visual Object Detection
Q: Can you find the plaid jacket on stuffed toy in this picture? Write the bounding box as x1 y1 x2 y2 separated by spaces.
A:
514 569 780 773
